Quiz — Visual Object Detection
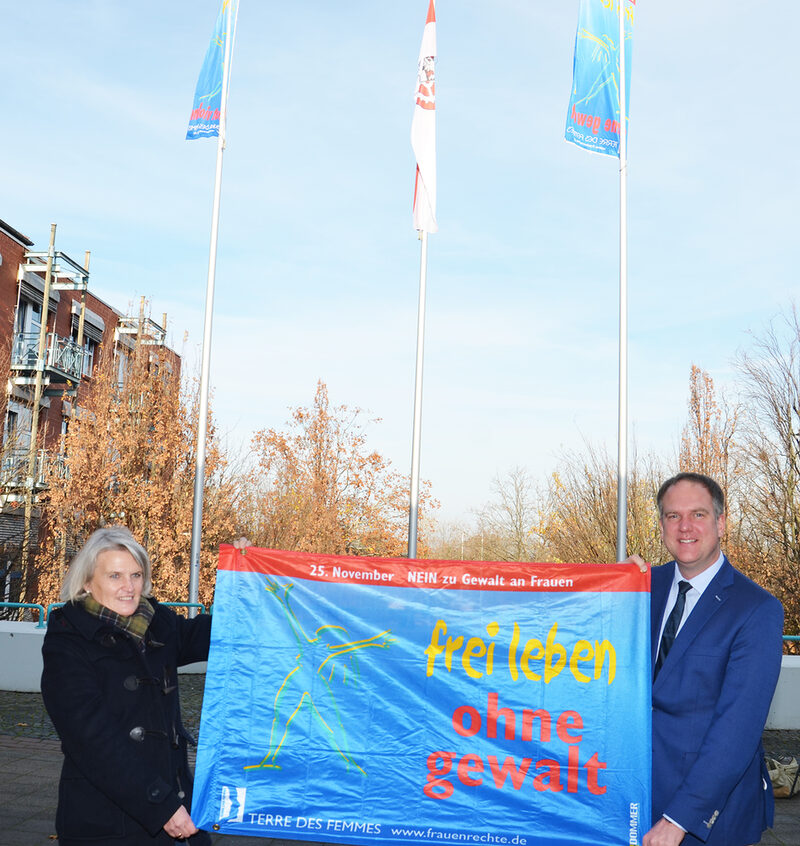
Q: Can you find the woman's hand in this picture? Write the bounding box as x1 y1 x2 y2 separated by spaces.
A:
163 805 198 840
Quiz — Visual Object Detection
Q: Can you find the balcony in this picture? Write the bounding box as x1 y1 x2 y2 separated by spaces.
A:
115 314 167 347
0 448 68 497
0 448 47 493
11 332 84 385
22 250 89 291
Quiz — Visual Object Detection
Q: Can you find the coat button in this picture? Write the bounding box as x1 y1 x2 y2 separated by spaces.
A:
124 675 139 690
129 726 145 742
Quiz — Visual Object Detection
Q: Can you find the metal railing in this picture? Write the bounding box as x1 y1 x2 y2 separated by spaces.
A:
0 602 47 627
0 449 69 491
0 602 209 628
0 601 208 624
11 332 84 382
161 602 208 615
0 448 48 489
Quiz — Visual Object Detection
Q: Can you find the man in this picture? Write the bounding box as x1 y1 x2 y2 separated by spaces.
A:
633 472 783 846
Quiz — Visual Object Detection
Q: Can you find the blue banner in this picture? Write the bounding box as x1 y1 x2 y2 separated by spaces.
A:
193 548 651 845
186 0 235 140
565 0 635 158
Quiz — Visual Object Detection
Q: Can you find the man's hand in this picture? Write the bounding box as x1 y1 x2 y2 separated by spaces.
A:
642 817 686 846
623 553 648 574
163 805 198 840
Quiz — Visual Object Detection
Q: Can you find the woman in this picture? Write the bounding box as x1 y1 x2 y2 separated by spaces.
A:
41 526 212 844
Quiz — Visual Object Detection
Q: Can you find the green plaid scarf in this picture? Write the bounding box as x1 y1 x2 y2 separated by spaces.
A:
82 595 155 647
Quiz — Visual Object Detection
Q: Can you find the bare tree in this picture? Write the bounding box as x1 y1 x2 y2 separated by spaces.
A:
677 363 750 555
679 364 739 494
540 441 664 565
734 307 800 639
426 519 479 561
474 467 542 562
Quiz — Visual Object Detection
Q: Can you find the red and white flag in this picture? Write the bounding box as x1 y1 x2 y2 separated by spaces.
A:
411 0 437 233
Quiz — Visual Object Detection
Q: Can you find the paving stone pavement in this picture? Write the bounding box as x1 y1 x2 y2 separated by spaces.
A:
1 679 798 846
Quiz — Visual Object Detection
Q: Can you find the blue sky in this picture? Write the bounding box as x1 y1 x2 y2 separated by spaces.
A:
4 1 798 523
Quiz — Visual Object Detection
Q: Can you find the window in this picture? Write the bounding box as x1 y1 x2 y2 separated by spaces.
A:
2 403 31 451
70 328 98 378
116 348 132 387
3 411 18 446
15 297 42 335
82 337 97 377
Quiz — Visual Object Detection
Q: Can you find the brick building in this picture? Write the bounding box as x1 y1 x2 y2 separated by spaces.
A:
0 217 180 602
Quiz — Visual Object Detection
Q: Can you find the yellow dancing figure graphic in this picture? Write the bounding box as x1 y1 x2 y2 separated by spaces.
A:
245 576 393 775
572 5 632 119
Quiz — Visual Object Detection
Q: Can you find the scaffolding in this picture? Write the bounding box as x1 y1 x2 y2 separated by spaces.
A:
11 226 90 598
3 233 172 603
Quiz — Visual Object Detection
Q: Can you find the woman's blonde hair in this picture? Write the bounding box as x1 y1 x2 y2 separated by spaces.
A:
60 526 153 602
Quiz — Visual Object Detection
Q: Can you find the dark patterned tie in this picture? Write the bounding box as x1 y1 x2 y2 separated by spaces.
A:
655 580 692 678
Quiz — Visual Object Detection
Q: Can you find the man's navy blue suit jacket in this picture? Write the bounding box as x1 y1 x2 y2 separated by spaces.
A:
650 557 783 845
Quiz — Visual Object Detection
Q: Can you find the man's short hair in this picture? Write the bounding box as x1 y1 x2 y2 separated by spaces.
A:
657 472 725 519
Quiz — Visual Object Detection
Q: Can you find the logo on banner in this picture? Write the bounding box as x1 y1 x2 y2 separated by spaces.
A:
219 785 246 823
415 56 435 110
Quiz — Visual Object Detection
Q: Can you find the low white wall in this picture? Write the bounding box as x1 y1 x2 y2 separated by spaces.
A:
766 654 800 730
0 621 206 693
1 620 797 729
0 621 46 693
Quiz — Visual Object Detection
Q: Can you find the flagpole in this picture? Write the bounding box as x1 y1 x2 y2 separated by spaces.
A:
408 230 428 559
616 1 629 562
408 0 437 560
189 0 236 609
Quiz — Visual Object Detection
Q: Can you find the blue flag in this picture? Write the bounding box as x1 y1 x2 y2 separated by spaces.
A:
192 548 651 845
186 0 236 140
565 0 635 158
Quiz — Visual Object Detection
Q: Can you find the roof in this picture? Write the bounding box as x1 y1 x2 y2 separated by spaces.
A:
0 218 34 247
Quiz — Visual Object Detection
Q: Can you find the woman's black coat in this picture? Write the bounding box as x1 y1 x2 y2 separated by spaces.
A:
41 598 212 844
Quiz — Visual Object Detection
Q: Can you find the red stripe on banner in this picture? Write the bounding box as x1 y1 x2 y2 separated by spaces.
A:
218 546 650 593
